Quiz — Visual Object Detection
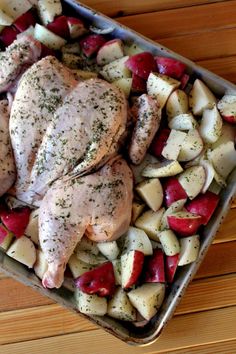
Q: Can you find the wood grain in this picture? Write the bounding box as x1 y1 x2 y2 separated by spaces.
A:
167 339 236 354
197 56 236 83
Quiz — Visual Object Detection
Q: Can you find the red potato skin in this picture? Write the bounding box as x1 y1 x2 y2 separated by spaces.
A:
67 17 87 38
167 214 202 237
47 16 70 39
0 207 31 238
143 249 165 283
150 128 171 158
0 26 20 47
155 56 186 79
13 10 37 33
222 115 236 124
74 261 116 297
0 225 8 244
124 250 145 289
163 177 188 207
180 73 190 89
186 191 220 225
40 44 56 58
131 74 146 93
79 34 106 57
165 254 179 283
125 52 156 80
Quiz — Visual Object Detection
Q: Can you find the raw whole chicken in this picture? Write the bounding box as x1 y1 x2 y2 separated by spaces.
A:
129 94 161 164
0 35 41 93
39 156 133 289
0 100 16 195
10 57 127 206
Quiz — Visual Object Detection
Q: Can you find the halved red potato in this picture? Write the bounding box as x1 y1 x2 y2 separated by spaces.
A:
131 73 146 93
121 250 144 289
37 0 62 25
199 104 222 144
165 254 179 283
0 25 19 46
189 79 216 115
47 15 69 38
13 10 36 32
97 38 124 65
178 129 204 162
178 235 200 266
80 34 106 57
1 207 31 238
143 249 165 283
178 166 206 200
155 56 186 79
67 17 87 39
217 95 236 124
150 128 171 158
125 52 156 80
167 211 202 237
163 177 188 207
186 191 219 225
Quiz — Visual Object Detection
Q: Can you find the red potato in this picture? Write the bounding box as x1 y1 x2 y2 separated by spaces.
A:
155 56 186 79
1 207 31 238
180 73 190 89
67 17 87 39
143 249 165 283
97 39 124 65
163 177 188 207
0 224 8 244
0 26 19 46
186 191 220 225
132 73 146 93
125 52 156 80
40 43 56 58
75 261 115 297
167 211 202 237
47 15 69 39
80 34 106 57
165 254 179 283
150 128 171 158
121 250 144 289
13 10 36 33
217 95 236 124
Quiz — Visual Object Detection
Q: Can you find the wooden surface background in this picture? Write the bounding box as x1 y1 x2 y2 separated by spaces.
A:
1 1 236 353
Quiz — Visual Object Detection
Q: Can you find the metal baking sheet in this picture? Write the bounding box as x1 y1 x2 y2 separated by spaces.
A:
0 0 236 346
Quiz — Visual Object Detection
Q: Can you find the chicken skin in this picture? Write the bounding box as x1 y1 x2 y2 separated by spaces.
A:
39 156 133 289
0 100 16 195
0 35 41 93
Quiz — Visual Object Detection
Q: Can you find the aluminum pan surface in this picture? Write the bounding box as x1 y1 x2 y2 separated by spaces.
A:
0 0 235 346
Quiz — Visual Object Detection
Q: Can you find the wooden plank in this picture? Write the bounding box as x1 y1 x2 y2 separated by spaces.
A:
167 339 236 353
1 306 236 354
0 274 235 345
213 208 236 244
197 56 236 83
117 1 236 40
196 241 236 279
83 0 226 17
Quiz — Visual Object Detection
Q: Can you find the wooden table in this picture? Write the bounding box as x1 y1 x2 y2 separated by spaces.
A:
1 1 236 353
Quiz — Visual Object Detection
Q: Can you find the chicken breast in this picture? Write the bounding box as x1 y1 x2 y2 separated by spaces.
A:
10 56 77 203
39 156 133 288
26 79 127 204
0 35 41 93
129 94 161 165
0 100 16 195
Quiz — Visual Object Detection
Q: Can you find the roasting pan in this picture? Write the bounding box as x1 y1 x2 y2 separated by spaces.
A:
0 0 236 346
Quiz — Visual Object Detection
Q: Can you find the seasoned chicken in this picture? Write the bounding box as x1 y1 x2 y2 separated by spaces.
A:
26 78 127 204
10 56 77 204
39 156 133 289
0 100 15 195
129 94 161 165
0 35 41 93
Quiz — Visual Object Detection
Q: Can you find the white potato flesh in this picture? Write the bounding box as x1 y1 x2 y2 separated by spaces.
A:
128 283 165 320
0 228 13 251
97 241 119 261
159 230 180 256
168 113 198 130
208 180 222 195
178 166 205 199
162 129 187 160
68 254 93 278
131 153 159 184
217 95 236 119
112 259 122 285
211 123 236 150
135 208 165 241
199 157 215 193
189 79 216 115
99 56 131 82
124 43 144 56
37 0 62 25
147 73 180 109
7 236 36 268
136 178 163 212
122 226 153 256
214 170 227 188
75 290 107 316
34 23 66 50
178 235 200 266
0 9 14 26
34 250 48 279
208 141 236 179
0 0 32 20
76 250 106 265
166 89 189 118
113 78 132 98
178 129 204 162
97 39 124 65
160 199 187 231
131 201 145 224
25 209 39 245
108 287 136 321
199 104 222 144
142 160 183 178
76 237 99 255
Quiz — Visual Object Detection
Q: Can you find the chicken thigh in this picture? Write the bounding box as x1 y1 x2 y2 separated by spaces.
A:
0 35 41 93
39 156 133 289
0 100 16 195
